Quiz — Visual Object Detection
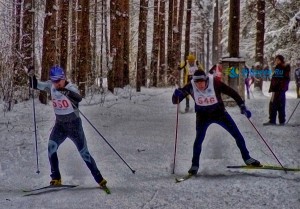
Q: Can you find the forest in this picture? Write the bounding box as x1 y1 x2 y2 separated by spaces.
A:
0 0 299 111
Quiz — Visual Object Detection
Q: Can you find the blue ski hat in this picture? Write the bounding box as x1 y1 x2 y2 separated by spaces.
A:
50 66 65 82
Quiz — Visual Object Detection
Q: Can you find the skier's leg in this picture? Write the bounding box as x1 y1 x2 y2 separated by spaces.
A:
269 93 277 124
278 92 286 124
68 118 104 183
216 112 251 161
191 116 209 169
48 123 67 181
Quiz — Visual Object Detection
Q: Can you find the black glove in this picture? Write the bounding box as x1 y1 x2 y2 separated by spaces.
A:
26 66 37 89
56 88 70 96
240 104 252 118
57 88 82 103
174 89 184 97
29 76 37 89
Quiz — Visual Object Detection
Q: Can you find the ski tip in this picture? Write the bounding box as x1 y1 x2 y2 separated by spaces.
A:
102 187 111 194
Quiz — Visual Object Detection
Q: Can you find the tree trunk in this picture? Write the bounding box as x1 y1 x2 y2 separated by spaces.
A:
60 0 69 72
228 0 240 57
173 0 185 86
71 0 78 83
122 0 130 86
40 0 57 104
150 0 160 87
212 0 219 65
136 0 148 92
254 0 265 91
166 0 174 85
109 0 117 92
184 0 192 59
77 0 91 97
206 29 210 71
158 0 166 86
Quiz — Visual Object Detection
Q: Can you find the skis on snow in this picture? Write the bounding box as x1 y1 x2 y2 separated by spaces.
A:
23 184 78 193
100 185 111 194
227 165 300 172
175 174 196 183
23 184 78 196
23 184 111 196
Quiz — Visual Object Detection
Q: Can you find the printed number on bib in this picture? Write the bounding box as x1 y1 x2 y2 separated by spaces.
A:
53 99 70 109
197 96 216 105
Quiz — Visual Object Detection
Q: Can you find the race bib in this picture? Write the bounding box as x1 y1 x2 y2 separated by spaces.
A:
51 86 74 115
192 75 218 107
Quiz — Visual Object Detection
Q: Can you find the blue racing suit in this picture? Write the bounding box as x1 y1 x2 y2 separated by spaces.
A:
35 80 104 183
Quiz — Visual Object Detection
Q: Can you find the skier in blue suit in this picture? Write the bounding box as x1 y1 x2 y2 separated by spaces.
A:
28 66 107 188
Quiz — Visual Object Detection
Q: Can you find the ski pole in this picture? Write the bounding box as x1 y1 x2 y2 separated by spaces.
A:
286 99 300 124
246 118 287 173
172 98 180 174
30 76 40 174
77 108 136 174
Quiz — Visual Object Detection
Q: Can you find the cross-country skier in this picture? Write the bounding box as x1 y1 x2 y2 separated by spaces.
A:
172 70 261 175
28 66 107 188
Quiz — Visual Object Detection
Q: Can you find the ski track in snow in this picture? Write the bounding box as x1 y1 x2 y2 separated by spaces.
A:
0 82 299 209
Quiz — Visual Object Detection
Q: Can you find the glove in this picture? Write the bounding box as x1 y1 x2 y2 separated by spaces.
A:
240 104 252 118
174 89 184 98
57 88 82 103
26 66 35 77
56 88 70 96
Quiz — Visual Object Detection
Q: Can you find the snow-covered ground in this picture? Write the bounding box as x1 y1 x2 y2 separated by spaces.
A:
0 82 299 209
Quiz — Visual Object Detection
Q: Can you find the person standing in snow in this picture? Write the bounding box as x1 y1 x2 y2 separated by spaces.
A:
295 62 300 98
172 70 261 175
28 66 107 188
263 55 290 125
243 65 254 99
208 62 223 81
178 54 204 112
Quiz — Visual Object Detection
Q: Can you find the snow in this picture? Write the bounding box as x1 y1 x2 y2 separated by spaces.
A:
0 82 299 209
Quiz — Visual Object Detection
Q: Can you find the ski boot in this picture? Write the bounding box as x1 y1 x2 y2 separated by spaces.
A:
50 179 62 186
188 166 199 175
245 158 261 167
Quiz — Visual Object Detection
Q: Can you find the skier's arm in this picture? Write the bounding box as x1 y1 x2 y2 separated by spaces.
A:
216 80 244 106
172 84 191 104
57 87 82 103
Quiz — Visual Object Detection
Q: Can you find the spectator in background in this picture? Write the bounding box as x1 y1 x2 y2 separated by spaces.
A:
295 61 300 98
263 55 290 125
243 65 254 99
208 62 223 81
178 54 204 112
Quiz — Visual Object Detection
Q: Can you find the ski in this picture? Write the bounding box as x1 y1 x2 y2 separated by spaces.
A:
175 174 195 183
100 186 111 194
227 165 300 172
23 185 78 196
23 184 78 193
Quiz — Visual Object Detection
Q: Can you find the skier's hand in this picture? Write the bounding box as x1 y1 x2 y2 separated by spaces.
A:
174 89 184 98
27 66 37 89
56 88 69 96
240 104 252 118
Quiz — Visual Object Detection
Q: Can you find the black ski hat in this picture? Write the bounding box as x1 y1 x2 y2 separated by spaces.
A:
193 70 207 81
275 54 285 63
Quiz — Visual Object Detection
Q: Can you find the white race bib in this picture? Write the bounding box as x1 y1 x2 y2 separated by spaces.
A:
191 75 218 106
51 86 74 115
